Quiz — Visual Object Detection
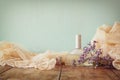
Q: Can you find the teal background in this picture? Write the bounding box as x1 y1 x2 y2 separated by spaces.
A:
0 0 120 52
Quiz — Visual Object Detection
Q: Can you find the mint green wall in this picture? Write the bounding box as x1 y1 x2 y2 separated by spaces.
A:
0 0 120 52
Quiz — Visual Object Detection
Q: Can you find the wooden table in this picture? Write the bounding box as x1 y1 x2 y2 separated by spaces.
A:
0 66 120 80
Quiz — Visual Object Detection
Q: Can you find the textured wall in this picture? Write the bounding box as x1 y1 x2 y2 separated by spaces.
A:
0 0 120 52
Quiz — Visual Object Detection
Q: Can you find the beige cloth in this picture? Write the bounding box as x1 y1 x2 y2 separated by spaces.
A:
0 42 79 70
0 41 56 70
92 22 120 70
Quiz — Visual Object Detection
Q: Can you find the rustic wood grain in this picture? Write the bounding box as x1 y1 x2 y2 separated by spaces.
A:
111 69 120 79
104 69 120 80
0 66 120 80
60 66 120 80
0 66 59 80
0 65 12 74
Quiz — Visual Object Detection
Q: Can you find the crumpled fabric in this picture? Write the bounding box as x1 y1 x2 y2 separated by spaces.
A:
92 22 120 70
0 41 56 70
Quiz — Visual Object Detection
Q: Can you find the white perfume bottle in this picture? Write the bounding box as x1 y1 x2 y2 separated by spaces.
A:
70 34 83 55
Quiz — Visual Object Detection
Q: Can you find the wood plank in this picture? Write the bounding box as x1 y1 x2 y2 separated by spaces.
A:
104 69 120 80
111 69 120 79
60 66 119 80
0 66 12 74
0 66 120 80
0 67 60 80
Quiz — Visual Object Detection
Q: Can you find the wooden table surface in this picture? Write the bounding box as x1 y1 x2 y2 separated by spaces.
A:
0 65 120 80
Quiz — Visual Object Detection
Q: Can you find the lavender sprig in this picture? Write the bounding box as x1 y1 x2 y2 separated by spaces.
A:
77 41 114 68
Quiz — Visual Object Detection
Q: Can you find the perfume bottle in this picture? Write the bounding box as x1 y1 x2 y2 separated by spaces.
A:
70 34 83 55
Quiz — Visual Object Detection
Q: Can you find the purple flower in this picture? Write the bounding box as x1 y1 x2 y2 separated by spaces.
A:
77 40 113 69
95 49 102 56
